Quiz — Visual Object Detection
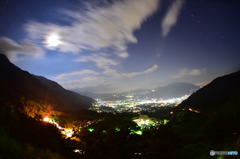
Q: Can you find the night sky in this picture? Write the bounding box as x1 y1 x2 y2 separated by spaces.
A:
0 0 240 93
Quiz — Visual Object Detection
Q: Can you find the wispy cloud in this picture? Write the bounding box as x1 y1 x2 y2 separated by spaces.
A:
54 64 158 92
174 68 203 78
194 80 211 88
144 64 159 73
103 64 158 78
25 0 160 57
75 54 119 69
54 69 99 80
0 37 44 60
58 76 108 91
120 64 158 78
161 0 185 37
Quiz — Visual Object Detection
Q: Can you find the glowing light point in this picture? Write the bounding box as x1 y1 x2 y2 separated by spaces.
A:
115 127 121 132
163 119 169 125
45 33 62 48
43 117 50 122
102 130 107 134
135 130 143 135
188 108 201 113
74 149 80 153
130 129 143 135
62 129 74 138
88 128 94 132
73 149 85 155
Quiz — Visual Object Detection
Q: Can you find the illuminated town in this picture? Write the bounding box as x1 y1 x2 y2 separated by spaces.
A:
91 95 190 113
42 116 74 138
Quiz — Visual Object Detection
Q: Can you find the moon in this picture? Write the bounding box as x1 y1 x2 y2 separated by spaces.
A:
45 33 62 48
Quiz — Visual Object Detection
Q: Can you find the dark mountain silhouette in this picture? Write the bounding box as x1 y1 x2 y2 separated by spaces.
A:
0 54 94 111
179 70 240 113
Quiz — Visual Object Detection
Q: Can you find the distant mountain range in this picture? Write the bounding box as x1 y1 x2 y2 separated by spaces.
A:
78 83 199 101
0 54 94 111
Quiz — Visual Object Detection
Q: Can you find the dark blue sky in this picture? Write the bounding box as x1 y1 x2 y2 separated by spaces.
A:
0 0 239 93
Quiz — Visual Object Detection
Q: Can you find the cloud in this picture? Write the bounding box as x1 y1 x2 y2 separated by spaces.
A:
104 64 159 78
194 80 211 88
54 64 158 92
75 84 117 94
59 76 108 90
75 54 119 69
174 68 203 78
143 64 158 73
0 37 44 60
53 69 106 91
161 0 185 37
117 52 129 58
54 69 99 80
25 0 160 57
103 68 124 78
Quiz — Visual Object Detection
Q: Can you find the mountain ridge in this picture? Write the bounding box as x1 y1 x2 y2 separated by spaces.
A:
0 53 94 111
178 70 240 112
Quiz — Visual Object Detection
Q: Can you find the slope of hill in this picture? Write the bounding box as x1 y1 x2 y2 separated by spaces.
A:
179 70 240 113
0 54 94 111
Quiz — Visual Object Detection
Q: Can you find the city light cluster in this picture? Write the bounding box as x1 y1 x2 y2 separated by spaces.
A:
133 116 169 128
92 95 189 113
133 115 158 129
130 115 170 135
